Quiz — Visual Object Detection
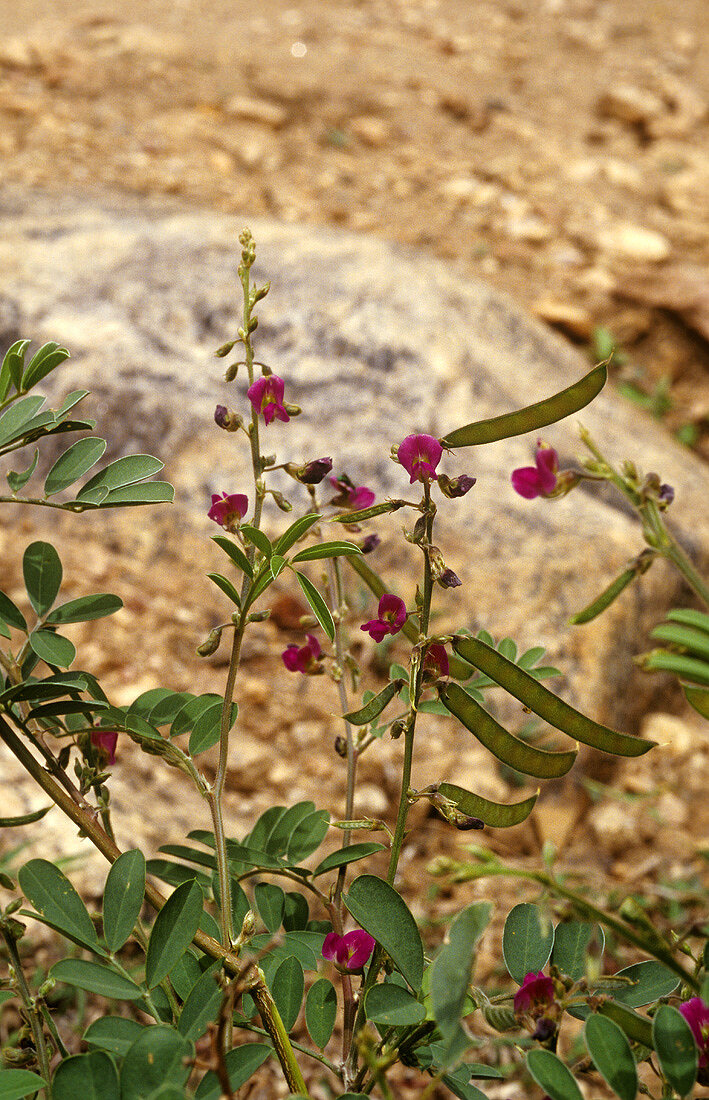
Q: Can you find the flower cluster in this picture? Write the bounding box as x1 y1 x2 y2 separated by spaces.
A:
322 930 376 971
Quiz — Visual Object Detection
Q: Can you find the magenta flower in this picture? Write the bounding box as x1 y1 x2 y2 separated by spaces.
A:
511 441 559 499
329 475 376 511
398 434 443 484
361 594 407 642
424 643 449 681
680 997 709 1069
322 930 376 970
514 971 555 1015
282 634 323 674
91 729 117 765
208 491 249 531
247 375 290 425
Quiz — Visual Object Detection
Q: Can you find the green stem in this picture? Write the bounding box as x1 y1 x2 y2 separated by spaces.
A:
235 1018 341 1077
2 926 53 1096
250 971 311 1097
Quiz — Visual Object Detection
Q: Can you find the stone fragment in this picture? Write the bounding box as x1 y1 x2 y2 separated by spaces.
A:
597 223 671 263
224 95 289 129
532 299 594 341
349 116 390 147
596 84 665 129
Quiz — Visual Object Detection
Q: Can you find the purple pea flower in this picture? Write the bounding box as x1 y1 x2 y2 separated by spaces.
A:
397 434 443 484
282 634 323 674
291 457 333 485
423 643 449 681
511 441 559 499
329 475 376 511
247 375 290 425
437 473 477 499
361 594 407 642
679 997 709 1069
322 930 376 970
91 729 118 765
513 971 555 1015
208 491 249 532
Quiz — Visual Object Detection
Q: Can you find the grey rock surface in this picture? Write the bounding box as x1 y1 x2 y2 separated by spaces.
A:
1 186 708 737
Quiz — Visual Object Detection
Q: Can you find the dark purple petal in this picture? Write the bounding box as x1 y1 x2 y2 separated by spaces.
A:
438 568 462 589
247 375 290 425
360 618 391 642
349 485 376 509
378 594 407 630
424 643 449 679
361 534 381 554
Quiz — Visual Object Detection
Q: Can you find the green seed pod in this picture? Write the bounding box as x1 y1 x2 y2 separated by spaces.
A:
482 1004 517 1032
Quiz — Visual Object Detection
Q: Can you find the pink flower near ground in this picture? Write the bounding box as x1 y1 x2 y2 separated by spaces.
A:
329 475 375 511
322 929 376 970
679 997 709 1068
282 634 323 674
91 729 117 765
208 491 249 531
513 971 555 1015
360 594 407 642
247 375 290 425
398 434 443 484
511 441 559 499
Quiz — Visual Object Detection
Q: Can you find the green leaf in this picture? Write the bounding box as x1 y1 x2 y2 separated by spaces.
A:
0 339 31 397
7 448 39 493
597 1001 653 1048
240 524 272 559
651 621 709 661
437 782 538 828
206 572 241 607
119 1026 193 1099
254 882 285 933
170 693 222 738
140 691 191 727
343 681 403 725
642 649 709 686
294 571 335 641
0 1069 47 1100
312 842 386 878
250 931 325 976
274 512 321 555
262 802 312 856
178 969 222 1041
158 844 217 871
452 634 653 757
440 683 577 779
188 700 237 756
23 541 62 616
283 891 309 931
46 593 123 624
194 1044 271 1100
502 903 554 983
211 534 254 578
103 849 146 952
52 1051 119 1100
81 482 174 508
305 978 337 1048
75 454 164 499
440 1073 488 1100
551 922 604 981
431 903 492 1040
44 437 107 496
22 341 70 390
52 958 142 1000
271 955 304 1031
366 982 426 1027
440 363 606 448
0 591 27 632
145 860 210 891
145 880 204 988
0 805 52 827
569 567 638 625
584 1014 638 1100
526 1049 584 1100
602 961 679 1007
18 858 98 949
345 875 424 990
666 608 709 634
285 808 330 863
685 684 709 720
28 630 76 668
0 395 46 448
83 1016 142 1057
291 541 361 562
652 1004 698 1098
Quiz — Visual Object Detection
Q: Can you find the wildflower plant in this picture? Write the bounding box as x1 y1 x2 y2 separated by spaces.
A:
0 233 707 1100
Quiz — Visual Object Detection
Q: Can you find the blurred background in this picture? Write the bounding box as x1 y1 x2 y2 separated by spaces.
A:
1 0 708 449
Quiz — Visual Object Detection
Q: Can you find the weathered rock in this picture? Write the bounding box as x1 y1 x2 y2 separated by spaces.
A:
0 185 708 745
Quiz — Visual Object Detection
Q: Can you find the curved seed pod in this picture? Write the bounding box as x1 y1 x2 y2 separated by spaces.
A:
569 567 637 625
440 363 606 448
331 500 406 523
641 650 709 686
439 683 577 779
650 622 709 661
453 635 653 757
343 680 405 725
437 782 538 828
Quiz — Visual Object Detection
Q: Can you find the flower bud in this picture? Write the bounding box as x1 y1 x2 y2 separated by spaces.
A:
270 490 293 512
247 610 271 622
215 339 237 358
196 627 222 657
361 533 381 554
286 457 333 485
438 568 462 589
214 405 243 432
224 362 239 382
283 403 302 417
389 719 406 739
437 473 477 499
4 897 22 915
240 910 256 939
334 735 348 758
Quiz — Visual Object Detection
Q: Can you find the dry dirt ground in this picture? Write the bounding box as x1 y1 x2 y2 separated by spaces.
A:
2 1 709 1095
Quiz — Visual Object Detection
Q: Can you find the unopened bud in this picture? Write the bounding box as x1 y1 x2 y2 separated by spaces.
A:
389 719 406 739
240 910 256 938
438 568 462 589
224 362 239 382
1 917 25 941
658 483 675 507
437 473 477 499
247 610 271 622
251 281 270 304
286 457 333 485
361 534 381 554
196 627 222 657
214 405 243 432
37 976 56 998
215 339 238 358
270 490 292 513
334 735 348 758
283 403 302 417
0 872 15 890
4 897 22 915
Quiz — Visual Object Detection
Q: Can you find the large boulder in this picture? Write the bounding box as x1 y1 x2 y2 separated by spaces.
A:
1 185 708 740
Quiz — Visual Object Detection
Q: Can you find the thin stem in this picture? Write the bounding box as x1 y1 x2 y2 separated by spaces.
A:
250 971 311 1096
235 1018 341 1077
2 926 53 1096
327 554 357 912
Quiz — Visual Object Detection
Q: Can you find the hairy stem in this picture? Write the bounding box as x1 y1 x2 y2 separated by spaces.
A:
2 925 53 1096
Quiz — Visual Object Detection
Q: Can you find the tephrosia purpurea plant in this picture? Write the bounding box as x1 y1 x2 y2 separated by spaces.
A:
1 230 708 1100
